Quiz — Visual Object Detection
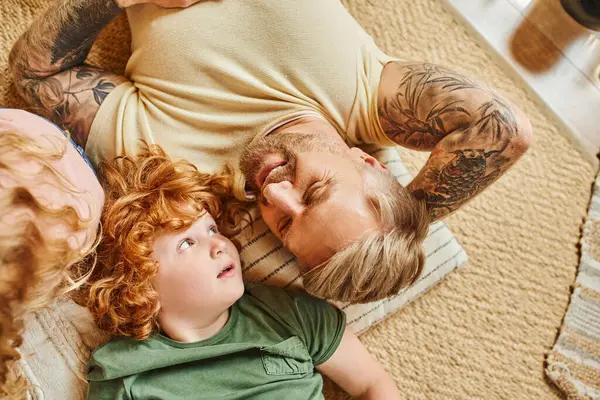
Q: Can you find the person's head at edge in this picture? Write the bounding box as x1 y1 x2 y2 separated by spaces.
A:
83 144 246 340
240 117 430 304
0 109 104 398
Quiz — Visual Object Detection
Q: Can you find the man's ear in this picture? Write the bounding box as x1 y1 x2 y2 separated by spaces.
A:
349 147 388 171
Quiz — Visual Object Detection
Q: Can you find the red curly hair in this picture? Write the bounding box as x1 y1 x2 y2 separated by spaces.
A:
83 144 244 340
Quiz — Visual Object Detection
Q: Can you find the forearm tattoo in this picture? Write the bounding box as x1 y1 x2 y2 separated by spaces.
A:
9 0 123 145
378 62 530 221
410 148 510 220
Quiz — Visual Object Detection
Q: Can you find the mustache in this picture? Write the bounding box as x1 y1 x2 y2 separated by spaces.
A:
259 161 296 204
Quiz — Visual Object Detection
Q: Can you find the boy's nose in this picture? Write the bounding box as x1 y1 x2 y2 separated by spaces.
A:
210 237 227 259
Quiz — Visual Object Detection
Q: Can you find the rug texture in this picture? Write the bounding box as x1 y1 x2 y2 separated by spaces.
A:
546 171 600 400
1 0 598 399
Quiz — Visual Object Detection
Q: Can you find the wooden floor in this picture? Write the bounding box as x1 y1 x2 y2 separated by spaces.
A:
444 0 600 168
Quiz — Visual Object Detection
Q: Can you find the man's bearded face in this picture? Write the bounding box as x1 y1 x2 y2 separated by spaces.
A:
239 132 379 269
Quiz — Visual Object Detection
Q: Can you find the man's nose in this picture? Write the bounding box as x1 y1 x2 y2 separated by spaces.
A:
210 237 227 259
263 180 303 217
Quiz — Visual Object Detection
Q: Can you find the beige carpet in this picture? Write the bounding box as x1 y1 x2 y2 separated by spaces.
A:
1 0 597 399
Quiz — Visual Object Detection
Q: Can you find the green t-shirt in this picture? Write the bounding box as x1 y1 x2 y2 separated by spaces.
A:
87 284 346 399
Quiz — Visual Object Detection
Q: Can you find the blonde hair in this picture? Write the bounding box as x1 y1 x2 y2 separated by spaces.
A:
82 144 245 341
0 127 98 399
303 169 430 303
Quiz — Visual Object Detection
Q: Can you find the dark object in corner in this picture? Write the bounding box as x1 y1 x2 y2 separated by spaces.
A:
561 0 600 31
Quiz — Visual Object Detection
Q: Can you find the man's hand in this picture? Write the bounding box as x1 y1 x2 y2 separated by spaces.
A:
377 62 532 221
117 0 210 8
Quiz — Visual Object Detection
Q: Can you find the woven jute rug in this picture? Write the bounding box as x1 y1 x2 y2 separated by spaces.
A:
546 171 600 400
1 0 598 398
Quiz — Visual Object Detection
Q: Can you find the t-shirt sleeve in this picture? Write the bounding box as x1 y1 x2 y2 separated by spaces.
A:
86 340 133 400
344 48 398 147
85 81 147 169
248 285 346 366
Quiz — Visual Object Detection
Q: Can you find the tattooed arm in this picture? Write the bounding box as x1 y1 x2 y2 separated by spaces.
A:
8 0 130 148
377 62 532 221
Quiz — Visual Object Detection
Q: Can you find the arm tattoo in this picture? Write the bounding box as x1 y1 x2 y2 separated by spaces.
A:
9 0 124 146
21 66 116 145
69 70 116 105
378 62 531 221
411 148 509 220
379 63 519 149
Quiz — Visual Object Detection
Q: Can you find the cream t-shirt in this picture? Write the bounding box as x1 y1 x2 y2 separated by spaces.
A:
86 0 396 199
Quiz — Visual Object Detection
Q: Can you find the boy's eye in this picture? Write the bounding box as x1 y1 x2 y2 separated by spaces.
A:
178 239 194 250
208 225 219 236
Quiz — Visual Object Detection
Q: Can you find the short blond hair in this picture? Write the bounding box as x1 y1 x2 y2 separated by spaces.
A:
303 169 430 304
0 127 98 399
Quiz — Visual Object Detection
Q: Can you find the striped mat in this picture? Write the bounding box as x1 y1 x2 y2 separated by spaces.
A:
546 171 600 399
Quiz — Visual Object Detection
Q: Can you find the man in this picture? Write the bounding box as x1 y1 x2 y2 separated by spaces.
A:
9 0 532 303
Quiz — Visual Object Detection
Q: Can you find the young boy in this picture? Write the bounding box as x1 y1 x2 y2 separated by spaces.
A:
84 145 400 399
